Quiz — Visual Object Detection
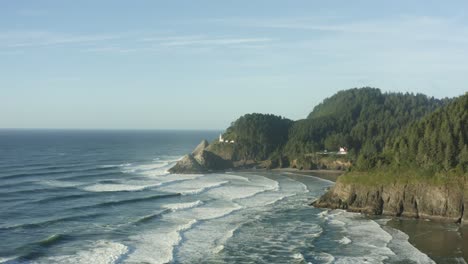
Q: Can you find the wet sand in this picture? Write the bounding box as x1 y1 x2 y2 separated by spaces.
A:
273 168 344 182
387 218 467 263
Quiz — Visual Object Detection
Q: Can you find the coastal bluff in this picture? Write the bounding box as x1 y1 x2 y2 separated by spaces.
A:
312 179 468 224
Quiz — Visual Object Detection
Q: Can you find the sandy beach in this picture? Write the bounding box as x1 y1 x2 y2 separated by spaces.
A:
273 168 345 182
387 218 467 263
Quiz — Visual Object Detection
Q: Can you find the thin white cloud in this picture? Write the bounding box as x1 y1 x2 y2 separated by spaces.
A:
252 16 450 34
4 32 123 48
138 35 204 42
211 15 467 41
82 46 140 53
0 30 273 53
160 37 273 47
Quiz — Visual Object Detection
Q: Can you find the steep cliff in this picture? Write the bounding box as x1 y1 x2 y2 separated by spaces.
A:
313 177 467 224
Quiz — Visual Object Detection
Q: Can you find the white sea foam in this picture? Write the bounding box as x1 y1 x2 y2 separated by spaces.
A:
155 155 183 162
334 256 388 263
205 174 280 200
40 180 87 188
280 177 309 193
245 174 280 190
156 174 201 184
82 183 161 192
182 181 230 195
121 159 181 177
127 219 197 264
82 173 202 193
170 201 243 221
212 225 241 254
329 219 346 226
125 163 170 172
174 216 244 262
0 256 17 263
206 185 267 200
337 236 352 245
158 178 229 195
324 211 396 262
454 257 468 264
97 163 131 169
221 173 250 182
317 210 329 218
36 240 128 264
313 252 335 264
162 200 203 211
237 176 308 207
384 227 436 264
237 192 292 208
127 183 246 263
343 213 394 256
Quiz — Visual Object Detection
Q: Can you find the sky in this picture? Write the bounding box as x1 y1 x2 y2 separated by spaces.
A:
1 0 467 129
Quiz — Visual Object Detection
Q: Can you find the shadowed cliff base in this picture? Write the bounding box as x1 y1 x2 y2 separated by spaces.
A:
312 171 467 225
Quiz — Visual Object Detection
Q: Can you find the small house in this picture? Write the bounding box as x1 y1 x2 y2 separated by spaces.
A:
338 147 348 155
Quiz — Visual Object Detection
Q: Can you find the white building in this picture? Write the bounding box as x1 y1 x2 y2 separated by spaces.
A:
338 147 348 155
219 134 235 144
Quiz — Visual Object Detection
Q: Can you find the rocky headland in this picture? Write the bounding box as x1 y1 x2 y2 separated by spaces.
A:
168 140 233 174
313 177 468 224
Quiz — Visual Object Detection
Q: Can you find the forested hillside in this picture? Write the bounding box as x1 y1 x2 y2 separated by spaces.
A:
313 93 467 223
220 88 455 169
284 88 447 160
222 113 293 160
371 93 468 174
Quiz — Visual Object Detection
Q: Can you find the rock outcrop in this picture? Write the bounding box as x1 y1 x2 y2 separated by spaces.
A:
169 140 233 174
168 154 206 174
192 139 209 156
313 179 467 224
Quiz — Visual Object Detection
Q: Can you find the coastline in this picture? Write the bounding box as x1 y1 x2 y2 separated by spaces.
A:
270 169 467 263
386 217 467 263
272 168 344 182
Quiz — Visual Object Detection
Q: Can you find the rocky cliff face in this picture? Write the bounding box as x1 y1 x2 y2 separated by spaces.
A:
169 140 233 174
313 179 467 224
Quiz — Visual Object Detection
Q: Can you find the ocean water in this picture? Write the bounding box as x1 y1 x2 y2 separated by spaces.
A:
0 130 436 264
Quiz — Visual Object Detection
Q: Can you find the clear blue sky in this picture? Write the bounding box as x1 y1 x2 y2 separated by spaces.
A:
1 1 467 129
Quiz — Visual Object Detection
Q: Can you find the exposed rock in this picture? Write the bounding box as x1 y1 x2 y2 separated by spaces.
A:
169 140 233 174
168 154 206 174
192 139 209 155
193 150 233 171
313 179 466 223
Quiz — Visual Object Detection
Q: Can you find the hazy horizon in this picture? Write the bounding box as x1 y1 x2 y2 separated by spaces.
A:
1 1 467 130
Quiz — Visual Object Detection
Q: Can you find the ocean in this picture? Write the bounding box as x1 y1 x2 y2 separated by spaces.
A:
0 130 437 264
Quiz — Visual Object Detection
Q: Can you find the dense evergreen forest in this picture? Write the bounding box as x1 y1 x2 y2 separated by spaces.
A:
221 87 467 176
223 113 293 160
285 88 447 159
377 93 468 174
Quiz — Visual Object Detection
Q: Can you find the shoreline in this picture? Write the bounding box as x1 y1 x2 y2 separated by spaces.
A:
266 169 467 263
386 217 467 263
272 168 344 182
